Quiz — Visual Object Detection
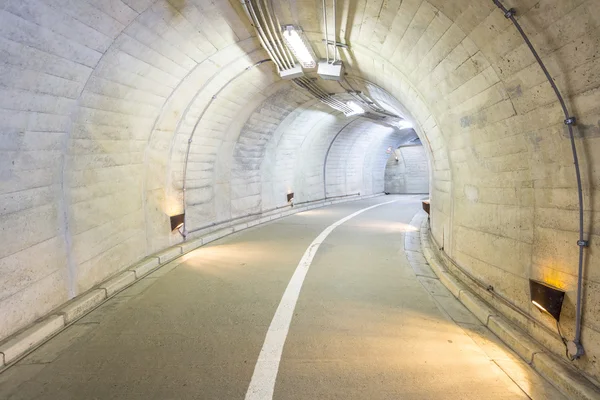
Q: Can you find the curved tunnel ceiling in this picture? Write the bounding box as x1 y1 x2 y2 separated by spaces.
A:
1 0 600 383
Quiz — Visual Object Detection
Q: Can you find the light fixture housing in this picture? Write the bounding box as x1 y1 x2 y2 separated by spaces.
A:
279 64 304 80
529 279 565 321
396 120 413 130
282 25 317 69
170 213 185 232
317 60 344 81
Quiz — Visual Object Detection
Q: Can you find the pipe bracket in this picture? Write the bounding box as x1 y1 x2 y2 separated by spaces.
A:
577 240 589 247
564 116 577 125
504 8 516 18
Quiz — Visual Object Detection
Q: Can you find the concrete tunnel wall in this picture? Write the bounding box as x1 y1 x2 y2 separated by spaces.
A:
1 0 600 384
384 145 430 194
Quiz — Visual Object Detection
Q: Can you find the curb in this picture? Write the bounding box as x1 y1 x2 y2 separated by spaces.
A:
0 193 384 371
419 215 600 400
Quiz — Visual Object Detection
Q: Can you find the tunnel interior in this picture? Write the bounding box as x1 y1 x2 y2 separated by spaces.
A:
383 141 430 194
1 0 599 388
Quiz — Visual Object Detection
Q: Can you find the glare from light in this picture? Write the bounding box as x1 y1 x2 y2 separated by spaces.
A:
345 101 365 116
532 300 548 313
396 120 413 130
282 25 316 69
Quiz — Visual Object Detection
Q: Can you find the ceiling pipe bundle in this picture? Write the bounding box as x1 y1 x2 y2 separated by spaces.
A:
243 0 295 72
243 0 284 71
293 77 354 115
318 0 344 80
243 0 351 113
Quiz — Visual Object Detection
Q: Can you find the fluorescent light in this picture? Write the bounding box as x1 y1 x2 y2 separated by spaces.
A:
396 120 413 130
282 25 316 69
345 101 365 116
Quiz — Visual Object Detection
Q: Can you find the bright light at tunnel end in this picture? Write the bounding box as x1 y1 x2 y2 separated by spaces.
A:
396 120 413 130
282 25 316 69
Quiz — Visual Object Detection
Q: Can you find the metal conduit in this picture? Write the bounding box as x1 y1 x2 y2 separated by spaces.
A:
294 79 341 110
246 0 358 117
322 0 329 62
189 193 362 234
307 81 342 104
492 0 587 360
268 1 296 63
323 118 362 197
261 0 294 69
181 59 273 235
246 0 355 116
428 230 565 344
253 0 290 70
244 1 284 71
302 80 353 113
332 0 338 63
294 77 353 114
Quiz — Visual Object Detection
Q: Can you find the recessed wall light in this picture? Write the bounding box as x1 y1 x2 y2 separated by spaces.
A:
529 279 565 321
170 213 185 232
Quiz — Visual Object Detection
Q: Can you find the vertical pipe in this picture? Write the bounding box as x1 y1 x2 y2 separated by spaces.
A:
324 118 361 197
182 59 273 233
333 0 337 62
322 0 329 62
492 0 586 359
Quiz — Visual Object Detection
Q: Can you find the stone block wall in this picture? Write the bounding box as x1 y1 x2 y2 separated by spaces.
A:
1 0 600 385
384 145 430 194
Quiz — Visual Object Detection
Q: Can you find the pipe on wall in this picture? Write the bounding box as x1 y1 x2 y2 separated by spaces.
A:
322 0 329 63
493 0 587 360
181 59 273 236
323 118 362 198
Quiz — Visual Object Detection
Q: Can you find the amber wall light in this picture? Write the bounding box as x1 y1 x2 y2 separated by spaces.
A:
170 213 185 232
529 279 565 321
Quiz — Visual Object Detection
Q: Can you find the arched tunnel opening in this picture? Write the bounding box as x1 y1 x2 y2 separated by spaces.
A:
0 0 599 398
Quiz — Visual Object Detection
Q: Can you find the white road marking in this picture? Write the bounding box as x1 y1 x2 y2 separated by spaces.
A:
245 200 399 400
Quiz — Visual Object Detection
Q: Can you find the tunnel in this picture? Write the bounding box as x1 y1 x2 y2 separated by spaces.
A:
0 0 599 398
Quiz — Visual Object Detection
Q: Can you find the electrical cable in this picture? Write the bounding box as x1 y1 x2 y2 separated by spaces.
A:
492 0 587 359
556 320 570 359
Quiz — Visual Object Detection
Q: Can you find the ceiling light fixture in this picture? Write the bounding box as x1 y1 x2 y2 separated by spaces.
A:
344 101 365 117
396 120 413 130
282 25 316 69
